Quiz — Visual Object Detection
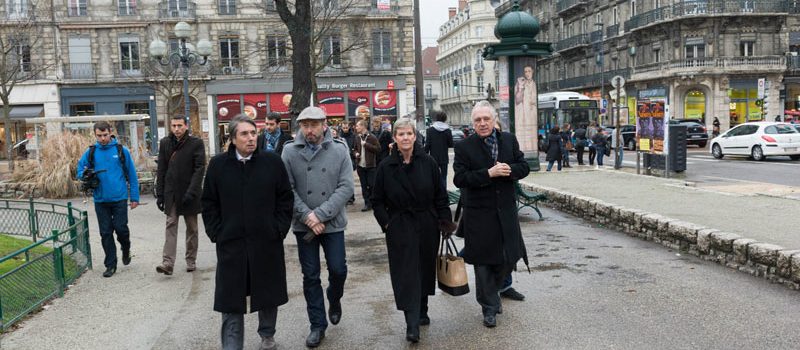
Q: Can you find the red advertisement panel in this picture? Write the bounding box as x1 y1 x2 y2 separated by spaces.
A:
216 94 240 121
372 90 397 118
348 90 372 119
243 94 267 120
269 93 293 116
318 92 345 116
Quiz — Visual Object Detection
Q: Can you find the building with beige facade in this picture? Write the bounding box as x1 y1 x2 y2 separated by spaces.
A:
436 0 504 127
1 0 416 156
497 0 800 133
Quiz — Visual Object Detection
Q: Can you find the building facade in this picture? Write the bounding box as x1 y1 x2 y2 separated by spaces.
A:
422 46 441 118
1 0 416 156
499 0 800 133
436 0 503 127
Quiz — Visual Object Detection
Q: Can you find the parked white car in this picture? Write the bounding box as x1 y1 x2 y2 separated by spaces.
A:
710 122 800 161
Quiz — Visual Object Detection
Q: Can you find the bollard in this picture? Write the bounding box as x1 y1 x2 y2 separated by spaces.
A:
29 196 38 242
52 229 66 297
82 211 93 270
67 202 77 254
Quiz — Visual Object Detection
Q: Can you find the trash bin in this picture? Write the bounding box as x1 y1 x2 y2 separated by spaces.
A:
642 124 687 173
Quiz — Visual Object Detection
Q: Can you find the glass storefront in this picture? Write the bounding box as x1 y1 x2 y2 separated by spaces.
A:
684 90 706 121
729 88 762 126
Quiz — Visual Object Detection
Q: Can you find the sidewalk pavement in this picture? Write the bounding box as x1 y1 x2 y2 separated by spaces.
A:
520 165 800 251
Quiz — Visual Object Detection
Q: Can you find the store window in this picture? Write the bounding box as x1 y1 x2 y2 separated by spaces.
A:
125 101 149 115
70 103 95 116
684 90 706 121
729 88 762 126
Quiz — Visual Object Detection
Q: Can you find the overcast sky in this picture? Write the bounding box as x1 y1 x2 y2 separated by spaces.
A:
420 0 457 48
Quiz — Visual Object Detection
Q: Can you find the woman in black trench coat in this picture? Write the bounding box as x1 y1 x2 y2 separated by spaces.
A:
371 118 453 343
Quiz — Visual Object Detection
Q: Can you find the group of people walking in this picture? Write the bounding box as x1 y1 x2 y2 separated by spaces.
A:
545 122 609 171
77 101 530 349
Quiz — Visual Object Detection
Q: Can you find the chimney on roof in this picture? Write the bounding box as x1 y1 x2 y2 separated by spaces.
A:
459 0 468 11
448 7 457 18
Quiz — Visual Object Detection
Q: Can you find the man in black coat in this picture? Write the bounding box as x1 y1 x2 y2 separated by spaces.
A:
155 115 206 275
424 110 454 189
453 101 530 329
256 112 293 155
371 117 393 165
201 115 294 350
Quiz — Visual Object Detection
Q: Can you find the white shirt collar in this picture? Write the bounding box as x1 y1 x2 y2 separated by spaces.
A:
235 150 252 162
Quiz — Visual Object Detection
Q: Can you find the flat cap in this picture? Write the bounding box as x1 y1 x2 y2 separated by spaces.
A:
296 106 327 121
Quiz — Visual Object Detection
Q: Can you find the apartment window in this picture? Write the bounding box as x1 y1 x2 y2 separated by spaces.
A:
595 13 601 27
12 40 31 72
475 26 483 37
119 35 140 72
613 6 619 25
219 38 240 71
740 41 755 57
7 0 28 19
654 48 661 63
218 0 236 15
267 36 287 67
425 84 432 97
630 0 637 17
168 0 190 17
477 74 484 93
70 103 95 116
654 0 660 8
372 30 391 69
68 0 88 16
68 36 93 79
118 0 136 15
265 0 275 10
685 39 705 59
321 0 338 10
322 35 341 67
582 19 587 34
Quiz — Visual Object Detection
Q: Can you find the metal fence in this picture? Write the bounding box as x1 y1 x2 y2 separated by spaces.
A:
0 199 91 330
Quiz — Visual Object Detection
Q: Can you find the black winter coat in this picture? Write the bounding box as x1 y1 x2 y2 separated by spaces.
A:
545 133 563 162
424 126 454 165
201 146 294 313
453 131 530 266
156 134 206 215
256 129 293 156
372 146 452 311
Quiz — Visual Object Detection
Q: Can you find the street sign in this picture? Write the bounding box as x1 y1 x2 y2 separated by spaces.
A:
600 108 607 114
610 75 626 88
757 78 766 99
602 99 608 108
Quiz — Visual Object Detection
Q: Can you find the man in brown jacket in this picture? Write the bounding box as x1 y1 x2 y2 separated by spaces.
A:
354 120 380 212
156 115 206 275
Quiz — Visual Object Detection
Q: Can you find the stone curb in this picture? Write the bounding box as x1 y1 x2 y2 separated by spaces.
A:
521 181 800 290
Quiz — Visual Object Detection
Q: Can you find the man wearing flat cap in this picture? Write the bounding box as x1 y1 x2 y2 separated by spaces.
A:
281 106 354 348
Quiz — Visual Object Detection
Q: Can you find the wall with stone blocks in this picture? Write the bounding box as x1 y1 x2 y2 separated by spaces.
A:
523 183 800 290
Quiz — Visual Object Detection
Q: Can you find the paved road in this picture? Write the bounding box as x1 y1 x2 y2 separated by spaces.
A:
4 195 800 349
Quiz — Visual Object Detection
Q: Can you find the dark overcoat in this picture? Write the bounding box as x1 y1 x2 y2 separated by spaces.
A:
156 134 206 215
201 146 294 313
424 126 454 165
256 129 293 155
545 133 563 162
453 131 530 266
371 147 451 311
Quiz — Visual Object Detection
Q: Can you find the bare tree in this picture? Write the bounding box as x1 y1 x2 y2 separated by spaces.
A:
272 0 369 117
0 0 52 170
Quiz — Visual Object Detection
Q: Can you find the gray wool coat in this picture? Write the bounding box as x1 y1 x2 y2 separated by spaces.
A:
281 128 355 233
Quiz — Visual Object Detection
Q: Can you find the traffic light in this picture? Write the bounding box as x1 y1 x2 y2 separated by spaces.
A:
453 79 459 92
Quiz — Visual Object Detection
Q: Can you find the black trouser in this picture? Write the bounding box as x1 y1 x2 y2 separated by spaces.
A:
474 263 516 316
221 307 278 350
403 295 429 328
576 146 585 164
356 166 375 207
437 162 448 190
588 146 597 165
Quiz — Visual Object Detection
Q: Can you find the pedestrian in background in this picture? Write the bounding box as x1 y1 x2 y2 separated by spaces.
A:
592 126 608 168
155 115 205 275
424 110 454 190
257 112 292 155
282 107 354 348
77 121 139 278
371 118 453 343
372 117 392 165
560 123 572 168
354 120 380 212
453 101 530 328
545 127 563 172
339 122 357 205
573 124 587 165
587 121 598 166
712 117 721 137
201 115 294 350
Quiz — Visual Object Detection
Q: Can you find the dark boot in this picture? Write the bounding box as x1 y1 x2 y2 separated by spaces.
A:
419 295 430 326
404 311 420 343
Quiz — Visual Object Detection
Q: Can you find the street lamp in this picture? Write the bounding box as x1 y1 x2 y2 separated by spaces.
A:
594 22 605 125
148 21 212 133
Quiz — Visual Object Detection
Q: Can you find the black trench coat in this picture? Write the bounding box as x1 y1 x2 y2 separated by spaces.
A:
545 133 563 162
201 146 294 313
371 147 452 311
156 134 206 215
453 131 530 266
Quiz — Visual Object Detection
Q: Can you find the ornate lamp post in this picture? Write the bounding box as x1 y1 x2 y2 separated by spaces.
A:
148 21 212 133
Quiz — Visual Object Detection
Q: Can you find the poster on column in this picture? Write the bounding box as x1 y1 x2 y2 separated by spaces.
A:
511 57 538 153
243 94 267 121
497 57 510 132
269 93 293 116
216 94 241 122
635 98 666 154
318 92 345 117
348 91 372 120
372 90 397 121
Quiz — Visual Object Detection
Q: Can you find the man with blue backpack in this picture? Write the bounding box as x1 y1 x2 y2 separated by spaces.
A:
77 121 140 278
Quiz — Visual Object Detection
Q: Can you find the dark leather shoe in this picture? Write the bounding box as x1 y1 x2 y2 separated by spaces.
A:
405 325 420 343
305 329 325 348
483 314 496 328
156 265 173 276
102 266 116 278
186 266 196 272
419 315 430 326
360 206 371 212
328 300 342 325
500 287 525 301
122 251 131 265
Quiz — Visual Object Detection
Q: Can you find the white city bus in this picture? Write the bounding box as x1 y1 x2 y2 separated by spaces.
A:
537 91 600 147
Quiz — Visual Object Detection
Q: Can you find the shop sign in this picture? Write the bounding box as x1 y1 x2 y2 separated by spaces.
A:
243 94 267 120
269 93 293 115
318 92 345 116
638 88 667 99
372 90 397 118
217 94 241 121
348 91 372 119
377 0 390 10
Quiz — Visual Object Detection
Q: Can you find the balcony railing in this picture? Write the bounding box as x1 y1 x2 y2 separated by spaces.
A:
589 30 603 43
788 55 800 72
556 0 588 14
159 1 197 19
625 6 671 32
625 1 792 33
63 63 95 80
606 24 619 38
631 56 786 78
554 34 589 52
540 68 631 92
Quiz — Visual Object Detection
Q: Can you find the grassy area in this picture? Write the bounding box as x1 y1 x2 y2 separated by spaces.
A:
0 234 51 275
